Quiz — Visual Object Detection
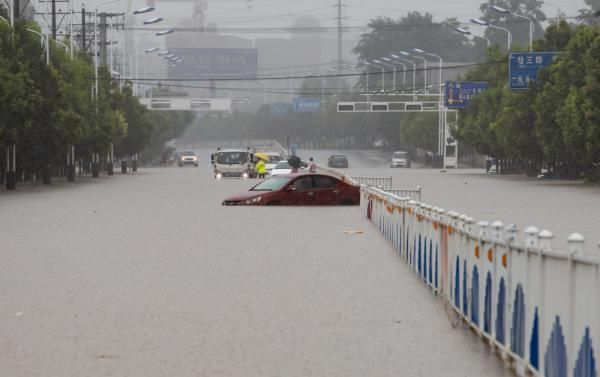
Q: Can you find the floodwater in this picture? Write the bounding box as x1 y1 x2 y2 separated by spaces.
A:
303 149 600 251
3 149 589 376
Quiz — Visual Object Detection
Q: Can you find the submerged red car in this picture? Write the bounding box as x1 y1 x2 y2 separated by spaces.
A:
222 173 360 206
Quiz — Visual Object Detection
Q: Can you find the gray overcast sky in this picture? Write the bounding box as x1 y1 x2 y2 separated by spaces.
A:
83 0 585 29
172 0 583 28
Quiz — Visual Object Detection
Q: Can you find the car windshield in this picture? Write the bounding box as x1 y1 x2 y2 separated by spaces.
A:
216 151 247 164
393 152 408 158
332 155 347 160
268 156 282 163
274 161 290 169
181 151 195 156
250 176 291 191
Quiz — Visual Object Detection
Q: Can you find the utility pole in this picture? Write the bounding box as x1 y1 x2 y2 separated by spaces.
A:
51 0 57 39
100 12 108 66
81 6 86 51
335 0 343 73
13 0 19 20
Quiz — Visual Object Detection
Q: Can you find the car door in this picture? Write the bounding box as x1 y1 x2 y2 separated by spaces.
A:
282 176 315 205
311 175 341 205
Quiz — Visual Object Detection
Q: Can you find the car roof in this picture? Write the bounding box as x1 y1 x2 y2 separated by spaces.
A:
330 154 347 158
277 172 339 179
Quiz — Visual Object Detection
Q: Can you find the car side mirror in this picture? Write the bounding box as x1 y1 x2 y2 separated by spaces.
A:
249 153 254 162
287 186 297 192
210 154 214 164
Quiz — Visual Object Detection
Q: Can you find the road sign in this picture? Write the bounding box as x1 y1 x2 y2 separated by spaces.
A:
271 102 291 115
444 81 488 108
336 101 441 112
509 52 559 90
168 48 258 79
293 98 321 113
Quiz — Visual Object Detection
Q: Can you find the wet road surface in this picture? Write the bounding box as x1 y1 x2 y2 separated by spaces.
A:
0 159 514 376
301 149 600 249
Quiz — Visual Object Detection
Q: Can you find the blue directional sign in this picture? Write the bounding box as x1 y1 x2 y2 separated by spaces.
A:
168 48 258 79
444 81 488 108
271 102 291 115
509 52 559 90
292 98 321 113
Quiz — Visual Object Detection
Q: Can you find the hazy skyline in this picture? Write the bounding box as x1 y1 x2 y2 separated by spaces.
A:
81 0 585 30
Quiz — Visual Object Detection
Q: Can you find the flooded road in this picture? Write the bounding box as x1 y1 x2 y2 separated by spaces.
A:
302 149 600 249
0 160 514 376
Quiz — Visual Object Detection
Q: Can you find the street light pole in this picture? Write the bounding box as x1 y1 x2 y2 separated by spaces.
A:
455 27 491 48
381 57 398 93
490 5 533 51
470 18 512 50
363 61 371 102
414 48 444 158
401 51 426 94
393 54 416 96
539 0 561 24
371 60 386 93
10 0 14 26
413 48 442 94
26 28 49 65
388 60 406 88
55 40 72 58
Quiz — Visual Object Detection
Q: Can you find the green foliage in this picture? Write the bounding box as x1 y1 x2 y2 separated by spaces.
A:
456 20 600 179
478 0 545 50
0 19 195 174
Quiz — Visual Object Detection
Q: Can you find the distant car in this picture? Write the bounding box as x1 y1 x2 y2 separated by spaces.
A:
178 151 198 167
373 138 387 148
264 153 283 173
270 161 308 176
390 151 411 168
222 173 360 206
270 161 292 176
327 155 349 168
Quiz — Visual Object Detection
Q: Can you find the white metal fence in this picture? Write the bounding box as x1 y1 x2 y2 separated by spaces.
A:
383 187 422 201
351 175 393 189
361 186 599 377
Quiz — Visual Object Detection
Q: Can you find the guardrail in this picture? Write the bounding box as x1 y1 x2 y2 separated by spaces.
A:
351 175 393 189
361 186 598 377
383 187 422 201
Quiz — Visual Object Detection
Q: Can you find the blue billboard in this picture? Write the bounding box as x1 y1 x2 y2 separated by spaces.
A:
292 98 321 113
444 81 488 108
168 48 258 79
509 52 559 90
271 102 291 115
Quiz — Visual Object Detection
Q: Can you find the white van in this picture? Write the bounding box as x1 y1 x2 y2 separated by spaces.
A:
391 151 411 168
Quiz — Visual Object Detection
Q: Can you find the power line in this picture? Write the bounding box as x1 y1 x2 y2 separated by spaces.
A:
128 14 584 34
114 60 501 83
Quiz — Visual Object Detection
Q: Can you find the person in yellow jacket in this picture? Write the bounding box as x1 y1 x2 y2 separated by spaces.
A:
256 158 267 178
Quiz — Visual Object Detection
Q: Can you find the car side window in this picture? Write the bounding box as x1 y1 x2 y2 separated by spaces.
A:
312 176 337 189
293 176 313 190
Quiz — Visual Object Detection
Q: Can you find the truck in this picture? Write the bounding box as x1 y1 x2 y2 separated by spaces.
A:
210 148 255 179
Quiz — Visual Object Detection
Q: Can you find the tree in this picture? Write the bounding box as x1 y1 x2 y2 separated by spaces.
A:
353 13 484 91
478 0 546 50
578 0 600 25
